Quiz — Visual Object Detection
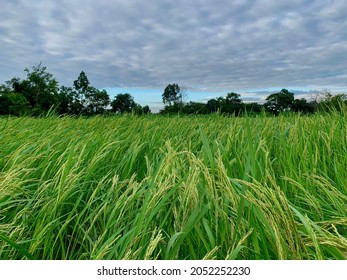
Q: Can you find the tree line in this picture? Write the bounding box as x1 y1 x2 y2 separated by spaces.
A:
0 64 150 116
1 64 346 117
160 84 347 115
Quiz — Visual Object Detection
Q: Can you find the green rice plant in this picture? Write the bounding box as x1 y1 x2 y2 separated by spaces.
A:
0 112 346 259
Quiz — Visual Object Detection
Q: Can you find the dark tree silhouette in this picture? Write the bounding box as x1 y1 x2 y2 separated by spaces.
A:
264 89 294 115
162 84 182 106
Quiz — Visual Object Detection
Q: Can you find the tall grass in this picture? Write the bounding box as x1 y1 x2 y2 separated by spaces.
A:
0 112 346 259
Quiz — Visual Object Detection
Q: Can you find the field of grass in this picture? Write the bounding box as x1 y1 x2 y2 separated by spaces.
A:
0 112 346 260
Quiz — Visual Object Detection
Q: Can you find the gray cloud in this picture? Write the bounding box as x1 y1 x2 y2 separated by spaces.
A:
1 0 347 95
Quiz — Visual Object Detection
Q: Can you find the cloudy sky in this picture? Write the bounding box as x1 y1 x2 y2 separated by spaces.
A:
1 0 347 111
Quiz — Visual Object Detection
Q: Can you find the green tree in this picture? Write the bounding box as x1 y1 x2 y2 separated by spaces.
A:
56 86 83 115
111 93 137 113
72 71 110 115
206 98 220 113
225 92 242 104
223 92 242 114
264 89 294 115
133 105 151 115
292 98 315 114
182 102 208 114
162 84 182 106
159 103 183 114
0 84 29 116
84 88 110 115
0 63 58 116
73 71 90 94
0 94 10 115
142 105 151 114
23 63 59 114
73 71 90 106
243 103 263 115
7 92 29 115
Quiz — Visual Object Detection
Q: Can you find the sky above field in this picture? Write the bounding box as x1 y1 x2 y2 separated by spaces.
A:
1 0 347 111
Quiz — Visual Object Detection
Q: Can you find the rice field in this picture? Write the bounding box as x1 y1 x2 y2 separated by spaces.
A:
0 111 346 260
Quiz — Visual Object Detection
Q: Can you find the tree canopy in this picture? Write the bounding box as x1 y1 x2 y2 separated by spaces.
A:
111 93 136 113
264 89 295 115
1 64 345 117
0 65 150 116
162 84 182 106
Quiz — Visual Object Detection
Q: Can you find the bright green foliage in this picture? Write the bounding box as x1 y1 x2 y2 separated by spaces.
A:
0 66 113 116
2 64 59 115
0 112 346 260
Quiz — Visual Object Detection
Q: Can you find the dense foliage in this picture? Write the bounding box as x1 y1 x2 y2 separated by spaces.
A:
0 111 346 260
0 64 150 116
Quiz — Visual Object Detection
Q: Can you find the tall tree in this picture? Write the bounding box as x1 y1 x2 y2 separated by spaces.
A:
2 64 59 115
25 63 59 112
162 84 182 106
72 71 110 115
84 88 110 115
73 71 90 93
73 71 90 106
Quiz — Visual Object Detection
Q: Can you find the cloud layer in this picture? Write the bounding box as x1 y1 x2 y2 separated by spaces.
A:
1 0 347 95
